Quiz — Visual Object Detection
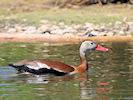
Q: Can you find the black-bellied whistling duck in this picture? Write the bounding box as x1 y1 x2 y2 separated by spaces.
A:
9 41 108 76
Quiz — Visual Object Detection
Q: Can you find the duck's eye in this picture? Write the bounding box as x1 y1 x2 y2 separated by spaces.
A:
90 42 93 45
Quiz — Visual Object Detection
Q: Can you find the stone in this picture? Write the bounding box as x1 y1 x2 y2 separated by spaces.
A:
90 31 99 36
2 18 133 36
82 23 95 30
37 25 50 33
51 29 63 35
22 26 37 34
7 28 17 33
106 32 114 36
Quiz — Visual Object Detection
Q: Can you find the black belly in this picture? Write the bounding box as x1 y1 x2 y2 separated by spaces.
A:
9 64 68 76
21 66 67 76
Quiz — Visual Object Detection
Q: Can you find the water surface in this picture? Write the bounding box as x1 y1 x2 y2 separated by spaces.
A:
0 42 133 100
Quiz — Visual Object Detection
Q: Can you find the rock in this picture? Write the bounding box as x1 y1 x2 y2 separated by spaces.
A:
72 24 82 30
51 29 64 35
82 23 95 30
42 31 51 34
4 26 9 30
99 25 106 32
7 28 17 33
22 26 37 34
90 31 100 36
63 26 77 34
79 32 96 37
37 25 50 33
128 22 133 32
106 32 114 36
118 31 126 36
99 32 107 36
2 18 133 36
50 25 60 31
15 25 24 32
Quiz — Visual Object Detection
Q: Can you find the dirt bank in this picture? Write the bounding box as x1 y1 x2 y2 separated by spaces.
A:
0 33 133 43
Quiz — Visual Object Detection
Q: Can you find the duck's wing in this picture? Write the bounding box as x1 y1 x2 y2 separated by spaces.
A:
9 59 75 75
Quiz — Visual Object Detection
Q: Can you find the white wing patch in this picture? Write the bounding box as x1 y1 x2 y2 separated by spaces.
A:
27 62 50 70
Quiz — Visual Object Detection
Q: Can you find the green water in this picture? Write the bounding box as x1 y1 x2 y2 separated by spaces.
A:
0 42 133 100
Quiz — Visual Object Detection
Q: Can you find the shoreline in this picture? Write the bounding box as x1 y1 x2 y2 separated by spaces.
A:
0 33 133 43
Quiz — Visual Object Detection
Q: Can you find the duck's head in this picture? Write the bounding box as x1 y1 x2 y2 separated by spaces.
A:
79 41 108 57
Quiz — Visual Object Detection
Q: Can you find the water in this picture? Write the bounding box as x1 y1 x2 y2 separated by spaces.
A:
0 42 133 100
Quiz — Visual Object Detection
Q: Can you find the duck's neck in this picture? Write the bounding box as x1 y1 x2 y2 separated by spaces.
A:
78 51 88 71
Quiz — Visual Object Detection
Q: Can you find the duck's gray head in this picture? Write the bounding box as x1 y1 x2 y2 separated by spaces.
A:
79 41 108 57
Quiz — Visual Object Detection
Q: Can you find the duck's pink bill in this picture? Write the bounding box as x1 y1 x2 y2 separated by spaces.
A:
96 45 108 52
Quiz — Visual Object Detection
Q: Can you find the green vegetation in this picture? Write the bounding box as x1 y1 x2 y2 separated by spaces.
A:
14 7 129 25
0 0 133 25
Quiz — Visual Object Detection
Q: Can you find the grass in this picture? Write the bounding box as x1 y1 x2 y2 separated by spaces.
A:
0 0 133 25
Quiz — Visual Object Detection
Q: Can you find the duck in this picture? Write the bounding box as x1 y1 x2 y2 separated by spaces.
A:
9 41 108 76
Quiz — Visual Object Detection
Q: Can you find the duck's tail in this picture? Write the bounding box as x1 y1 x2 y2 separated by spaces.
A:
8 64 25 72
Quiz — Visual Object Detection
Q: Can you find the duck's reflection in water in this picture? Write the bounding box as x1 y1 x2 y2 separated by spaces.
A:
78 74 97 99
78 74 110 100
11 73 110 100
11 73 75 84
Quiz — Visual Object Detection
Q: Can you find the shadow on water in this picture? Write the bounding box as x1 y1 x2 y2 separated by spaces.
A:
0 42 133 100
